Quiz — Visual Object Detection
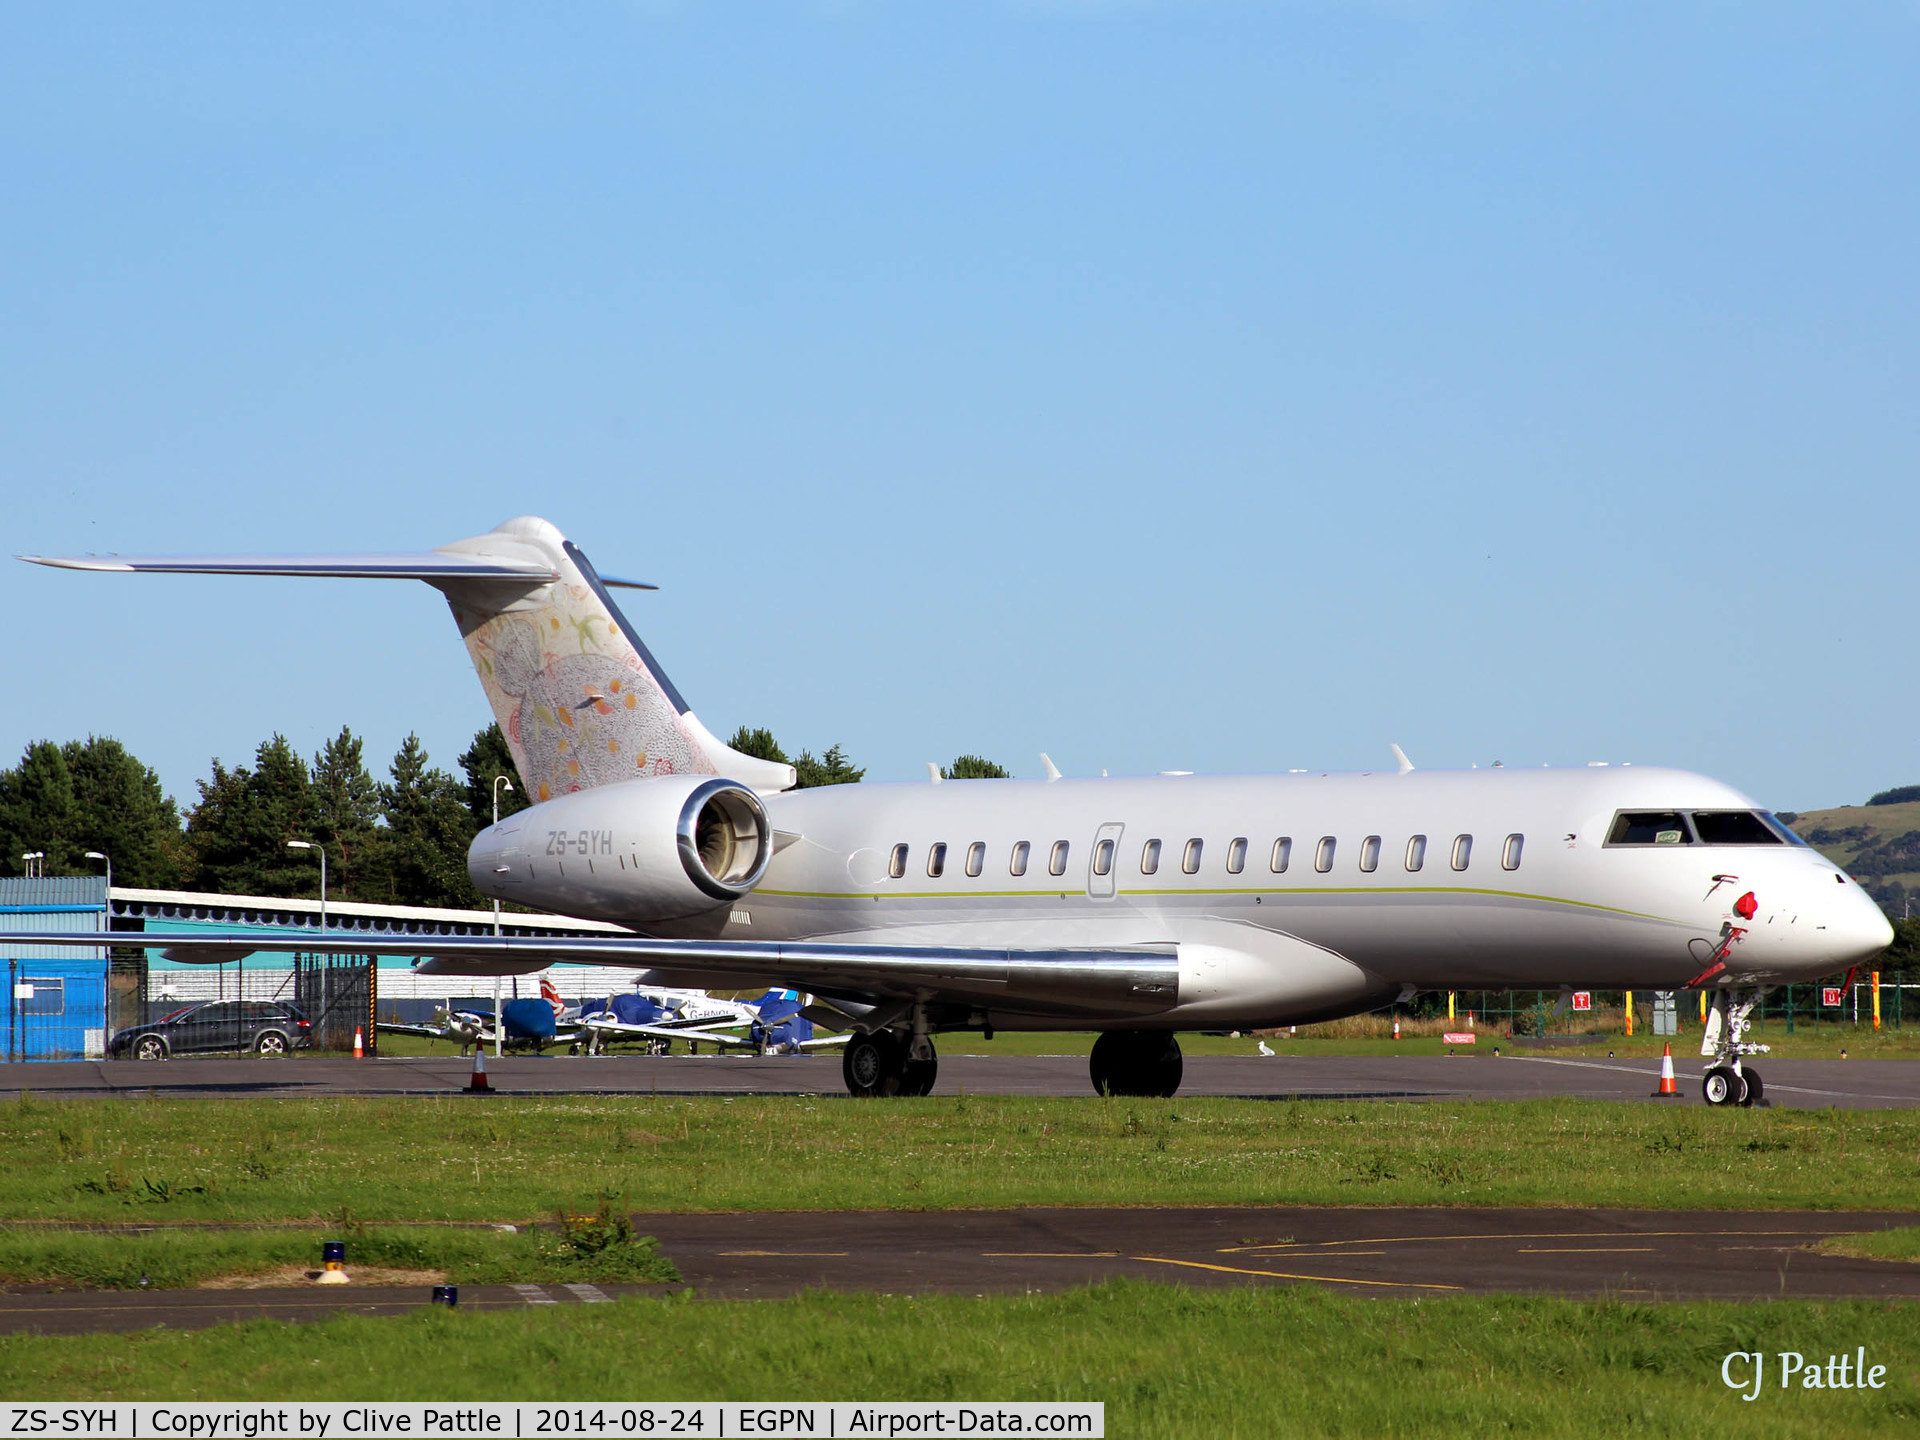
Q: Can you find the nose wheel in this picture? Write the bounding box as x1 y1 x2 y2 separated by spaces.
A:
1700 986 1769 1107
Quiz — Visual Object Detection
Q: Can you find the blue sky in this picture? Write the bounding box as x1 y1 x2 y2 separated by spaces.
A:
2 3 1915 814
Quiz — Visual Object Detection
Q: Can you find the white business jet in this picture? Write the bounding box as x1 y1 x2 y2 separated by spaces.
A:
12 517 1891 1105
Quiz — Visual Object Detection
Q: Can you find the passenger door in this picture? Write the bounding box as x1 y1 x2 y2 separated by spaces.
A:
1086 822 1126 901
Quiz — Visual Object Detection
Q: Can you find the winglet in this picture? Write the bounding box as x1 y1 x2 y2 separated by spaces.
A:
1391 744 1415 775
1040 753 1062 782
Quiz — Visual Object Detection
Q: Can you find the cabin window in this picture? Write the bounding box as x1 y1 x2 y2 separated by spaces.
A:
1359 835 1381 873
1270 837 1292 873
1451 834 1473 871
1049 840 1071 877
1141 839 1162 875
1010 841 1030 877
1226 837 1248 874
1691 811 1786 846
966 842 985 877
1315 836 1336 873
1606 811 1693 846
888 844 908 879
1182 839 1204 875
1405 835 1427 871
1093 838 1115 876
927 842 947 878
1502 833 1524 870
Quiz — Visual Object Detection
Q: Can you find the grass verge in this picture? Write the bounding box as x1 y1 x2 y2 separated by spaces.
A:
1818 1227 1920 1263
1 1281 1917 1435
5 1093 1920 1217
0 1215 676 1291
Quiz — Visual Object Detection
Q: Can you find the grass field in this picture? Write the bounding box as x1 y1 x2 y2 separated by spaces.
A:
371 1022 1920 1060
0 1220 676 1291
1 1281 1915 1434
5 1093 1920 1227
1819 1227 1920 1263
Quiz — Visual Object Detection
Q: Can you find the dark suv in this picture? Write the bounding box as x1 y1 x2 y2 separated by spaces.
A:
108 1001 312 1060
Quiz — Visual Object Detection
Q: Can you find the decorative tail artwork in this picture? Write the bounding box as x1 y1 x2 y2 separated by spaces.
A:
433 517 795 800
21 514 795 801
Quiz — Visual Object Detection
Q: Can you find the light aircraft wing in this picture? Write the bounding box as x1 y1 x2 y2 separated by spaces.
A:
0 933 1181 1019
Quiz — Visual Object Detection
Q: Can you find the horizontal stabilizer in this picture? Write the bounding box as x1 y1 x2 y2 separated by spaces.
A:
18 552 657 590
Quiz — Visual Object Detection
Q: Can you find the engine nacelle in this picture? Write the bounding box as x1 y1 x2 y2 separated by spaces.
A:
468 776 772 924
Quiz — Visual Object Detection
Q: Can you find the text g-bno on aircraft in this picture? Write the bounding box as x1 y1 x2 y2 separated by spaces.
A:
14 517 1891 1104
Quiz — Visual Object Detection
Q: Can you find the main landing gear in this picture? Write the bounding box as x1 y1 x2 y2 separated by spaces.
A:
1088 1031 1184 1098
1700 985 1768 1108
842 1030 938 1097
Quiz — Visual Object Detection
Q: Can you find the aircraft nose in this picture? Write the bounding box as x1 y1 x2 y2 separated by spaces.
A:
1826 882 1895 967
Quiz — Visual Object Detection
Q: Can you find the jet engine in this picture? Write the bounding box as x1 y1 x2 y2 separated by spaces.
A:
468 775 772 924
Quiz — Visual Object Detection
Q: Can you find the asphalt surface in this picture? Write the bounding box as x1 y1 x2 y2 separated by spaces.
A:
5 1053 1920 1107
4 1208 1916 1335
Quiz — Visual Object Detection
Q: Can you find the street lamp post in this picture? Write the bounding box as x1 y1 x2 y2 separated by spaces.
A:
490 776 514 1058
84 850 112 896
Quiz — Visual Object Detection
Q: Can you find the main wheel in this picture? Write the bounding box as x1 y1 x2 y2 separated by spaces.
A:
1738 1067 1763 1108
1703 1065 1747 1106
256 1031 288 1056
843 1030 904 1097
1089 1031 1184 1098
901 1037 938 1097
134 1034 167 1061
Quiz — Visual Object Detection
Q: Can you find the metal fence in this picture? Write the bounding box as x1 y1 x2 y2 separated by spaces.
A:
1422 979 1913 1036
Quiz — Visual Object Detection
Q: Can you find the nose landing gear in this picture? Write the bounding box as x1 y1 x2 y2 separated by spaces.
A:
1700 986 1769 1107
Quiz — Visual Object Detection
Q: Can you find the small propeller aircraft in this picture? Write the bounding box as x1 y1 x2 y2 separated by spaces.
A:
379 993 584 1055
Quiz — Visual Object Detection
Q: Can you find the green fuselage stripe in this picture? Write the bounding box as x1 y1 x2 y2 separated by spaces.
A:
751 884 1675 925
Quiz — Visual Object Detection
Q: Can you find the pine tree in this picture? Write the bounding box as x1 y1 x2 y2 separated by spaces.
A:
62 736 185 887
381 734 479 908
726 726 789 766
794 743 865 788
186 735 314 896
0 741 79 875
310 727 383 899
942 754 1011 780
459 723 529 830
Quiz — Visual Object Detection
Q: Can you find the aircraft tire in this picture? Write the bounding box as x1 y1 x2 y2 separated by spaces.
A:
1089 1031 1183 1098
843 1030 909 1098
1738 1067 1763 1108
901 1037 938 1097
1702 1065 1744 1107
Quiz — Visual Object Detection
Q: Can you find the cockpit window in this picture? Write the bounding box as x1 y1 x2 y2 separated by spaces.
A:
1691 811 1787 846
1762 813 1810 846
1607 812 1693 846
1607 809 1794 847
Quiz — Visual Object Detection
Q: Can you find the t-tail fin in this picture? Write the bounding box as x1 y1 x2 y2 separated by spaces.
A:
20 515 796 798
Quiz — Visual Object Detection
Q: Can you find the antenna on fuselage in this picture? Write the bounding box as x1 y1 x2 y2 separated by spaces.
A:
1040 753 1062 782
1391 744 1415 775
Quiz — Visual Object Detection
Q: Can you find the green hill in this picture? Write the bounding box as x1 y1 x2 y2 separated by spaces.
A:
1776 799 1920 919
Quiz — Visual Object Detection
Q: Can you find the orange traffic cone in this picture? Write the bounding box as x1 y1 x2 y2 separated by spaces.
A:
353 1028 364 1059
467 1049 491 1093
1392 1019 1401 1041
1652 1042 1679 1098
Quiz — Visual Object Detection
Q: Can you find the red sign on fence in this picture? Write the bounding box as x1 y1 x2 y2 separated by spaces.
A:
1822 986 1844 1007
1571 991 1592 1012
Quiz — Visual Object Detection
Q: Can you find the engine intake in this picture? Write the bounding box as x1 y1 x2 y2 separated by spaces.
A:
469 775 771 924
679 779 772 899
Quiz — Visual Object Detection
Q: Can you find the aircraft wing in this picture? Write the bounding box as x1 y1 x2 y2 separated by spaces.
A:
374 1021 460 1041
0 932 1181 1020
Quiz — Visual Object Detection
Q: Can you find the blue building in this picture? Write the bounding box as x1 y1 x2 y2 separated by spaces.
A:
2 877 627 1059
0 876 110 1060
